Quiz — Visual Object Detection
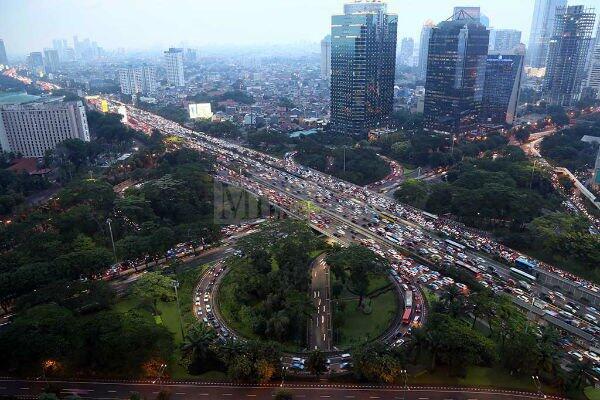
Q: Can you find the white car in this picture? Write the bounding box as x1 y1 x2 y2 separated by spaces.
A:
584 351 600 363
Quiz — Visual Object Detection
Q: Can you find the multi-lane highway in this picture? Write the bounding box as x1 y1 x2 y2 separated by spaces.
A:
98 99 599 364
0 378 565 400
309 254 333 351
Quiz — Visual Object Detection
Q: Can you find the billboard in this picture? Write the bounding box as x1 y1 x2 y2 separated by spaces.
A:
189 103 213 119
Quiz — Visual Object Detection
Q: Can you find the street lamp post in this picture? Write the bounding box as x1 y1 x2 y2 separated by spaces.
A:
280 360 286 387
532 375 546 398
153 363 167 392
106 218 118 264
172 280 185 339
401 369 408 400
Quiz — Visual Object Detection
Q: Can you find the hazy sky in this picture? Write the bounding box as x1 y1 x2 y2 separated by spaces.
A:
1 0 598 55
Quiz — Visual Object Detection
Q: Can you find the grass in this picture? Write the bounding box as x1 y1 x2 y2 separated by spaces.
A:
113 263 212 379
585 386 600 400
334 275 398 349
411 366 559 394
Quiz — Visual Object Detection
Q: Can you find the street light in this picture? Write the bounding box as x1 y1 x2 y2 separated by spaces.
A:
152 363 168 392
532 375 546 398
172 280 185 339
106 218 118 264
401 369 409 400
280 358 287 387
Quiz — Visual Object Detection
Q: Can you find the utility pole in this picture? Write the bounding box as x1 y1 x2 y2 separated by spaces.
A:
173 280 185 339
529 160 537 190
106 218 118 264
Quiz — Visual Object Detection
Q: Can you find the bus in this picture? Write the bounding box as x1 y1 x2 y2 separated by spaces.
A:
510 267 536 283
445 239 466 251
402 309 412 324
422 211 439 220
455 260 482 279
515 256 536 272
405 290 413 309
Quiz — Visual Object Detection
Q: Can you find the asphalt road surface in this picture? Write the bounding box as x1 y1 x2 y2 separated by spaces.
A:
0 379 562 400
309 254 332 352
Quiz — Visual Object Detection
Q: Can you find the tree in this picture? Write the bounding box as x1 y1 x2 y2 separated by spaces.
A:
327 246 389 309
394 179 429 208
353 342 404 383
181 322 217 373
131 272 175 315
306 350 327 377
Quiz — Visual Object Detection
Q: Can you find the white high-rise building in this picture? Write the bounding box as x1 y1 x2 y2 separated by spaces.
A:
119 66 158 95
321 35 331 79
526 0 567 68
417 20 435 81
489 29 522 53
164 48 185 87
586 44 600 98
0 101 90 158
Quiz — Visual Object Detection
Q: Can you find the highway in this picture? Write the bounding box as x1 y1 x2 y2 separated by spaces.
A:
99 99 599 362
309 254 333 351
0 379 564 400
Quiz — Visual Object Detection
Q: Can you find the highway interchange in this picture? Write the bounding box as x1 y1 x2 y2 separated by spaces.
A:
101 99 599 377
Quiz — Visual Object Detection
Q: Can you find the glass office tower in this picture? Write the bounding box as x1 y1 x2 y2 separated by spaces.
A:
423 11 489 135
543 5 595 106
482 53 524 125
330 1 397 138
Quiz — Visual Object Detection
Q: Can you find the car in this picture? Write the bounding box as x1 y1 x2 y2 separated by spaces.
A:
584 351 600 363
340 362 352 370
392 339 405 347
568 351 584 362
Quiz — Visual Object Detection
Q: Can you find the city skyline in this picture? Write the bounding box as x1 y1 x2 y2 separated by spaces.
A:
1 0 598 56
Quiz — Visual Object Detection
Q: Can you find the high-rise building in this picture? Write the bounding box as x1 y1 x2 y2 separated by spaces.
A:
526 0 567 68
0 39 7 65
417 20 435 81
399 37 415 66
330 0 397 137
543 5 595 106
482 52 524 125
27 52 44 76
164 48 185 87
489 29 522 53
0 101 90 158
423 9 489 134
119 65 158 95
43 49 60 73
320 35 331 79
185 48 197 62
586 43 600 98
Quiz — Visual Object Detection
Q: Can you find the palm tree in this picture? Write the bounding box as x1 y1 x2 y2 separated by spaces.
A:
568 360 595 391
181 322 216 364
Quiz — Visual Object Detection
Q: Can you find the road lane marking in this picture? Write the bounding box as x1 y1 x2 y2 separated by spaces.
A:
19 388 30 390
175 393 186 395
107 390 117 393
246 395 256 397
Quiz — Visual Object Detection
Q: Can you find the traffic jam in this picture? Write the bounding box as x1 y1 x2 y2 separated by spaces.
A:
103 99 599 371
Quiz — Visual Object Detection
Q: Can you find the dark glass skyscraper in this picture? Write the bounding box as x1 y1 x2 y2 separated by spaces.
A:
330 0 397 137
482 53 524 125
423 10 489 134
543 5 595 106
